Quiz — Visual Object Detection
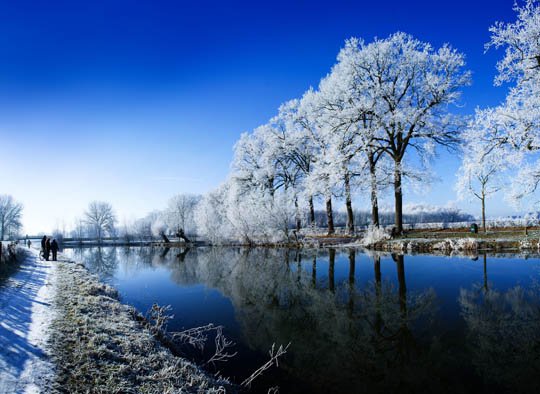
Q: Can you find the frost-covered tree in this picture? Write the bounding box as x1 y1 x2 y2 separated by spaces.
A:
482 1 540 205
488 0 540 86
232 125 278 197
299 88 343 235
310 73 365 234
164 194 201 235
268 100 317 230
194 183 233 244
313 40 397 230
342 34 470 233
84 201 116 242
0 195 23 240
457 109 507 232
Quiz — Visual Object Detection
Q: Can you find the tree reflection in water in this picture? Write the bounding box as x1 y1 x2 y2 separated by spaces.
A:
168 248 441 393
65 246 540 393
459 253 540 393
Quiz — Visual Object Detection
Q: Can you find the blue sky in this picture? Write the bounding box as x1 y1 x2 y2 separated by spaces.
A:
0 0 518 234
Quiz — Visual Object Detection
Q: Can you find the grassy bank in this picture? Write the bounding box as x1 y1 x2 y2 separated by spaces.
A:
49 261 228 393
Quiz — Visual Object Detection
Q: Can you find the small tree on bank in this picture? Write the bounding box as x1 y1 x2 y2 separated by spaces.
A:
457 109 506 233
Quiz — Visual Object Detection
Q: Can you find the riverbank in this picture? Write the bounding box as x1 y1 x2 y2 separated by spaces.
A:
50 260 227 393
364 229 540 253
0 248 228 393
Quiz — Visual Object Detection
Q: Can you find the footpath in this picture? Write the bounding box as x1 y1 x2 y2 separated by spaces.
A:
0 249 55 393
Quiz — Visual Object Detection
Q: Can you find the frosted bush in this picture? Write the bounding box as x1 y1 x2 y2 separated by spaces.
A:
432 238 478 252
361 226 391 246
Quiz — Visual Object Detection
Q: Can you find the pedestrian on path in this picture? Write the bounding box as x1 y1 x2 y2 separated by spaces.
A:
50 239 59 261
44 238 51 261
40 235 47 260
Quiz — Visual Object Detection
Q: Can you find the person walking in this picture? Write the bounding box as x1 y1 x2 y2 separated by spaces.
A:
44 237 51 261
40 235 47 260
51 239 59 261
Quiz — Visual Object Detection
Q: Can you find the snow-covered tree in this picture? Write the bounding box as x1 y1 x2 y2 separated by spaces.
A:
299 88 342 235
313 40 397 230
488 0 540 86
482 1 540 206
194 183 234 244
83 201 116 242
310 72 365 234
0 195 23 240
268 100 317 230
164 194 201 235
274 100 321 226
341 33 470 234
232 125 278 197
456 109 507 232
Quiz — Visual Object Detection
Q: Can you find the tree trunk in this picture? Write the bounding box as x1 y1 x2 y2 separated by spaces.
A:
394 160 403 235
312 256 317 288
308 196 315 226
373 255 382 334
394 254 407 316
326 197 335 235
268 176 275 197
344 173 355 235
328 248 335 292
160 232 170 243
176 229 192 243
348 249 355 287
483 253 488 292
368 152 380 227
294 197 301 232
481 193 486 233
348 249 355 315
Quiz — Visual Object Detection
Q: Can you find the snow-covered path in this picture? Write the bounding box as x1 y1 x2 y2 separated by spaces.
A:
0 249 55 394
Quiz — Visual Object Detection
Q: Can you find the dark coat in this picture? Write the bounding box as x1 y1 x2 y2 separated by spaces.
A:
51 239 59 252
45 238 51 251
41 236 47 249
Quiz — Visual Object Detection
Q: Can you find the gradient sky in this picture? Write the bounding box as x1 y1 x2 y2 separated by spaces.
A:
0 0 519 234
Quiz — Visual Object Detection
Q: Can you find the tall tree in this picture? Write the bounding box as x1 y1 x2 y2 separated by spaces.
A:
0 195 23 240
299 89 341 235
84 201 116 242
270 100 317 230
341 34 470 234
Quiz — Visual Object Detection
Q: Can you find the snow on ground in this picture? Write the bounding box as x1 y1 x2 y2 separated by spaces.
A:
0 248 55 394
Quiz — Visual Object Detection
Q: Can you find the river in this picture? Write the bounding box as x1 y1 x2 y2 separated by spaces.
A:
64 246 540 394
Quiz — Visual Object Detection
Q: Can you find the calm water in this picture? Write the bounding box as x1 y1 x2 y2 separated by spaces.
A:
64 246 540 394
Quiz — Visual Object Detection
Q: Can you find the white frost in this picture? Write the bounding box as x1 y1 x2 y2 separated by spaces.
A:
0 249 55 393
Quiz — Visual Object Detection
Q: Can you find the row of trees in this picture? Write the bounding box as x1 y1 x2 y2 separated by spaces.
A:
70 195 201 242
197 0 540 240
198 32 471 238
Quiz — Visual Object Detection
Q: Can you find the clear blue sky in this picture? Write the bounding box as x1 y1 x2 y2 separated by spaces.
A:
0 0 518 234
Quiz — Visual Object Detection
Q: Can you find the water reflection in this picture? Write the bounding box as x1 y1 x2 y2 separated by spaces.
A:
459 253 540 393
65 246 540 394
